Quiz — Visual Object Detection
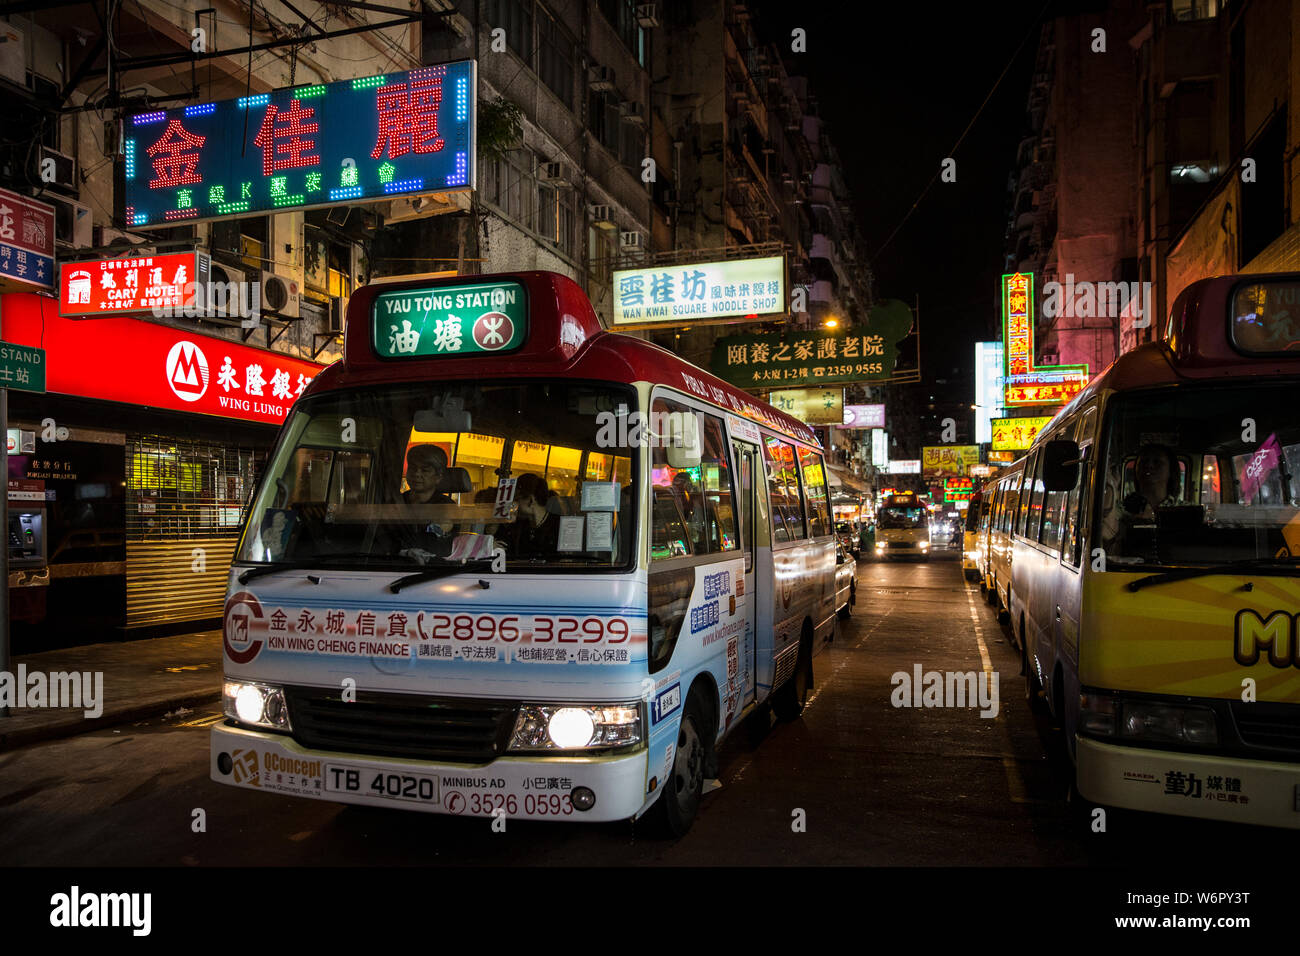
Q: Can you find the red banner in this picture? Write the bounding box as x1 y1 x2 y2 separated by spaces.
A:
1 293 325 426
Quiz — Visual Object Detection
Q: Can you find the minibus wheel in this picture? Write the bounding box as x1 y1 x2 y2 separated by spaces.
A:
651 689 711 837
772 633 812 721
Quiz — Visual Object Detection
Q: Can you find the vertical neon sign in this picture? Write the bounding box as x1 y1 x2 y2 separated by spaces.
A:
1001 272 1089 406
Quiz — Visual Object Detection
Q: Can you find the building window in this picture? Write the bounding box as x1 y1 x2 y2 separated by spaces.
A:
483 0 532 61
598 0 647 65
1169 0 1219 21
537 7 575 109
589 89 621 155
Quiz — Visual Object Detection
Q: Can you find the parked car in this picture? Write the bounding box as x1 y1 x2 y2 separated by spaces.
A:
835 519 860 556
834 541 857 619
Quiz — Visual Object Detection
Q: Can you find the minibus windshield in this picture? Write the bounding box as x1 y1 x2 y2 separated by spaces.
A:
237 381 638 571
1097 384 1300 568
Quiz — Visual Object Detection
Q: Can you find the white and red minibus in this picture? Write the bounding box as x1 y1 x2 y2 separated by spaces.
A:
211 270 839 834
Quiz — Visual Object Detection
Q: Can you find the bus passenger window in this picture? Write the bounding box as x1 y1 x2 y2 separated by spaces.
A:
698 415 739 553
763 437 805 542
797 446 831 538
651 489 691 559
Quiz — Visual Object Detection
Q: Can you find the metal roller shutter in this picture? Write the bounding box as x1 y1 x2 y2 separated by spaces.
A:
125 435 265 628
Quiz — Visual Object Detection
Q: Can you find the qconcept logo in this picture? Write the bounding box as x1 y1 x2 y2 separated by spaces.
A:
166 340 210 402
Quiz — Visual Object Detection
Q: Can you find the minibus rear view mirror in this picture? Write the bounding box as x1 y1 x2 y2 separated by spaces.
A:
414 399 472 434
1043 439 1081 492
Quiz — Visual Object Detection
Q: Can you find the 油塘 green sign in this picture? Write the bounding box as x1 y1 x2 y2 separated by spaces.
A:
373 281 527 358
709 299 913 388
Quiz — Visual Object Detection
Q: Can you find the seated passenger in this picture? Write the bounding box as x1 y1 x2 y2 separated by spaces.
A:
402 444 454 505
509 473 560 556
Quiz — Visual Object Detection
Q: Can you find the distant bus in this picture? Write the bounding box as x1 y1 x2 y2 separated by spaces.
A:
1006 272 1300 828
873 491 931 560
211 271 838 835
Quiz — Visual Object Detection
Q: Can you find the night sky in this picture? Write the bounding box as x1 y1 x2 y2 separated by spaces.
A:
753 0 1056 399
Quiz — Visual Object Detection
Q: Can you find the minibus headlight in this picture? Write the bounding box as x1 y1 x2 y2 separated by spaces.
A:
1080 693 1117 736
1081 693 1217 745
1121 701 1217 745
509 703 642 751
223 680 291 731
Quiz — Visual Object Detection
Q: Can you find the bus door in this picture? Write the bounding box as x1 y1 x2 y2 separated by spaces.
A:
729 434 759 706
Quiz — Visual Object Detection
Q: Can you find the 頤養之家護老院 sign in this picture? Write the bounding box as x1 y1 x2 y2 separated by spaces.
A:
710 299 914 388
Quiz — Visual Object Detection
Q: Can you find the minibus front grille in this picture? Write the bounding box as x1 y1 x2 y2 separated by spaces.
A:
1231 703 1300 754
284 687 518 763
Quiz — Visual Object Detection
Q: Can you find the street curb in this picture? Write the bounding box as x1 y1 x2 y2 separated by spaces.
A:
0 689 222 752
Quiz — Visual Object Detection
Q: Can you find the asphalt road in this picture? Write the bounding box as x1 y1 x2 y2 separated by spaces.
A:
2 547 1296 865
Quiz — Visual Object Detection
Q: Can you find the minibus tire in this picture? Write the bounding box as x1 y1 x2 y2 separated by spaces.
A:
772 635 811 721
651 691 709 837
1022 623 1048 715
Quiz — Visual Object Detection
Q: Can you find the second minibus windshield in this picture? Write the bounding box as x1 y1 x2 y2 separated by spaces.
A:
238 381 637 571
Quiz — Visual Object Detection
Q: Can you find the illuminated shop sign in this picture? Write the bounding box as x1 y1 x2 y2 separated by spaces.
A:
121 61 476 227
1002 272 1088 406
768 387 844 425
0 187 54 292
839 404 886 429
990 415 1054 451
974 341 1004 443
613 256 785 326
922 445 979 476
59 251 209 316
2 294 323 425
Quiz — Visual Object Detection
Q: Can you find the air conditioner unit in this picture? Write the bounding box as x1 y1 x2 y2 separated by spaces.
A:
636 3 660 27
619 230 644 250
539 161 572 186
260 269 301 318
205 260 254 322
50 196 93 249
588 204 616 227
619 101 646 126
37 146 77 193
588 65 616 92
95 225 146 250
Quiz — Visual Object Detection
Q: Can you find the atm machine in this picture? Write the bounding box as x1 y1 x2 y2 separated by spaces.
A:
8 479 49 623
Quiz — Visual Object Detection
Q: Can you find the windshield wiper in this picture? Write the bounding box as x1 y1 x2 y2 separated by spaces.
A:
388 558 495 594
236 560 318 585
1127 555 1300 592
237 551 420 585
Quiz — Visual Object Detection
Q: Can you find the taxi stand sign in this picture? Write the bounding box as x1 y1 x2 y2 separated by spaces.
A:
373 280 527 358
0 342 46 393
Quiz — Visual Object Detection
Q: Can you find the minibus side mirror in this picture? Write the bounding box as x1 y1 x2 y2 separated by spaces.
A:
1043 439 1081 492
665 411 702 470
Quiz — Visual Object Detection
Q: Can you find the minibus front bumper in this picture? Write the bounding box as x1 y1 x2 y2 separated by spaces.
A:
211 722 652 823
1076 736 1300 829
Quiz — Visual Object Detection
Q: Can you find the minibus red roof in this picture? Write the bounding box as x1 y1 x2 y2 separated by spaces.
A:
317 270 820 447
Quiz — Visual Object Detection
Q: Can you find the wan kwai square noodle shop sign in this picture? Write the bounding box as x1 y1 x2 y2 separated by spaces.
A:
610 256 785 327
120 61 476 226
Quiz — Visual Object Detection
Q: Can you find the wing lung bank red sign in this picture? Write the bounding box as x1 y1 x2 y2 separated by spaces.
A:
1 293 324 425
